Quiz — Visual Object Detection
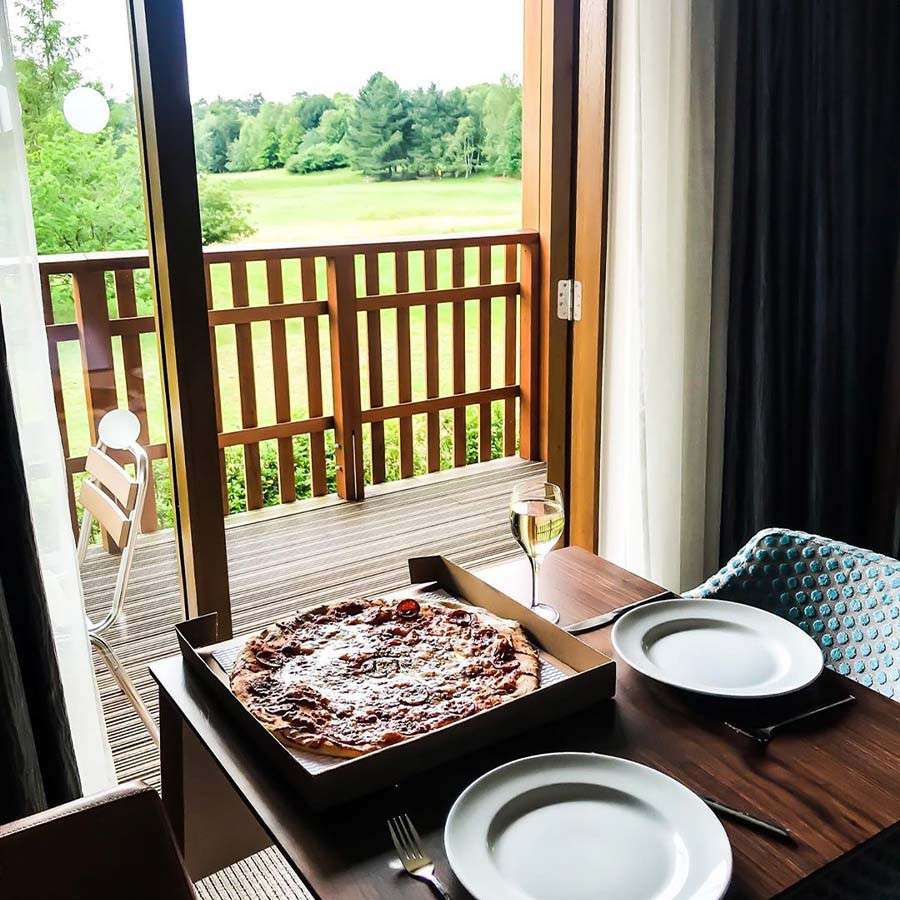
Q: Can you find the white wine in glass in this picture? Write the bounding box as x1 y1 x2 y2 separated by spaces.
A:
510 481 564 622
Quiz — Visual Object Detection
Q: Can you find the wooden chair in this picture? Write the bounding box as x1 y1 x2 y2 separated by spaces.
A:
0 781 197 899
77 409 159 744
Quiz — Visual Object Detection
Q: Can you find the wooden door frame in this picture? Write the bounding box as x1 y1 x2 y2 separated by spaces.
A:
127 0 233 637
522 0 613 549
522 0 577 501
569 0 613 550
122 0 605 632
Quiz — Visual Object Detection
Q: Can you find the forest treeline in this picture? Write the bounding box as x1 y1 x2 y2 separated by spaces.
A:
194 72 522 180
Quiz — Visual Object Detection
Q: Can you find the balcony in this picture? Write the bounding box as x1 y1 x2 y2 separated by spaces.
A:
43 229 544 780
41 229 540 534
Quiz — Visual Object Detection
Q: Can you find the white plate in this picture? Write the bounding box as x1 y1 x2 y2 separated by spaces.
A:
444 753 731 900
612 599 824 698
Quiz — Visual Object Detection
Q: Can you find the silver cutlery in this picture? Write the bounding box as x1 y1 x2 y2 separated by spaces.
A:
725 693 856 743
387 813 451 899
702 796 792 839
564 590 676 634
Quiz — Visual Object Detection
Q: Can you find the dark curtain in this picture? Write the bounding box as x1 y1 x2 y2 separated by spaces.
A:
721 0 900 560
0 309 81 824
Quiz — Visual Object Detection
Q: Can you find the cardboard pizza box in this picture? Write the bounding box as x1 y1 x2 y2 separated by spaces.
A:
174 555 616 809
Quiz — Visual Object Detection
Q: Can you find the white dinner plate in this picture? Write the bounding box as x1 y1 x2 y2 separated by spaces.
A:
612 598 824 698
444 753 731 900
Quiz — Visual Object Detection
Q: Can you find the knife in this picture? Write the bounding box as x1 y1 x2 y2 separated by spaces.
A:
564 590 677 635
702 796 793 840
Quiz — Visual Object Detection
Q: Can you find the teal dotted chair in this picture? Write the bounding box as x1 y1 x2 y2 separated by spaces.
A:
686 528 900 701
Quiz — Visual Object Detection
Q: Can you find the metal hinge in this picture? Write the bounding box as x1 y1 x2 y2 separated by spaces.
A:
556 279 582 321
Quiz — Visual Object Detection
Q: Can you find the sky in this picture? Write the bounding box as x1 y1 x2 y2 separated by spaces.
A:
9 0 523 101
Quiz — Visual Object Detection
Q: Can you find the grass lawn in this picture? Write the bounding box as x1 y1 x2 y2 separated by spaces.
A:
220 168 522 243
57 168 522 505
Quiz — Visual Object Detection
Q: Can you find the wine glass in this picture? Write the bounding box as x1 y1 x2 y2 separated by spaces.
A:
509 481 565 623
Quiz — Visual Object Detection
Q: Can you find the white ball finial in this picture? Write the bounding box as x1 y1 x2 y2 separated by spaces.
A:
63 87 110 134
98 409 141 450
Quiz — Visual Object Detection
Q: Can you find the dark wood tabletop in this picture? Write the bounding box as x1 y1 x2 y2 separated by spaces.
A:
150 547 900 899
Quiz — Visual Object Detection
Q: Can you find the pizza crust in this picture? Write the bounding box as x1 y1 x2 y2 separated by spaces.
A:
230 596 540 758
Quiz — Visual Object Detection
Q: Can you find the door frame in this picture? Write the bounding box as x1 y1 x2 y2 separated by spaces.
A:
128 0 233 637
568 0 613 550
523 0 613 550
522 0 576 497
123 0 608 638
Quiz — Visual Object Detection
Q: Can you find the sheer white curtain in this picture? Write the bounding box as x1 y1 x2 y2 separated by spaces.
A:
0 4 115 794
599 0 734 592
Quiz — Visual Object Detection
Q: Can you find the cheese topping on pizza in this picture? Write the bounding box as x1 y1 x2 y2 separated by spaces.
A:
229 596 540 757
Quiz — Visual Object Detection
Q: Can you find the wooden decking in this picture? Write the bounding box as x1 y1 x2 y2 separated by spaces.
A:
81 457 542 898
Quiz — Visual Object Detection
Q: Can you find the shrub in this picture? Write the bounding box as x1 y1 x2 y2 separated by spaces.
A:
360 404 508 483
197 176 254 245
285 143 349 174
223 435 339 514
133 404 512 535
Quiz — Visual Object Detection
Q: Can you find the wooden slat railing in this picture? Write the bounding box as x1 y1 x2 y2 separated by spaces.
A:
300 256 328 497
423 248 440 472
395 251 414 477
451 247 467 468
40 229 540 533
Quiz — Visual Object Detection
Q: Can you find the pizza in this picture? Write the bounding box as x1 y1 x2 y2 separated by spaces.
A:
229 595 540 757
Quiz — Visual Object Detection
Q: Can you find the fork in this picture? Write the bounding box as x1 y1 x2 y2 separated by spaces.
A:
725 693 856 743
387 813 452 899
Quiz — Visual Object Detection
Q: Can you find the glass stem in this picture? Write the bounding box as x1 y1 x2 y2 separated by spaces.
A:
530 555 542 610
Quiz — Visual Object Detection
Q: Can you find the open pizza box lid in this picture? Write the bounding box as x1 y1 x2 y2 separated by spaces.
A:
174 555 616 809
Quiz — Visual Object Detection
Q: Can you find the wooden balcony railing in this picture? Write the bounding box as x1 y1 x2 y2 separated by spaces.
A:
40 230 540 538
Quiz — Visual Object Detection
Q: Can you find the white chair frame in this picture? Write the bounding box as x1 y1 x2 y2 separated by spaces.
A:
77 412 159 745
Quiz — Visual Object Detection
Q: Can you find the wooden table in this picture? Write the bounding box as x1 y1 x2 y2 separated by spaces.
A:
151 547 900 899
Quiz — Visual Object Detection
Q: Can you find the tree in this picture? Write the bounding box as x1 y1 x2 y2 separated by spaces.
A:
446 115 483 178
108 96 136 143
407 84 452 176
226 101 284 171
194 99 243 173
197 177 253 244
282 94 353 176
410 85 475 177
317 94 354 144
346 73 411 180
27 111 147 252
14 0 79 120
15 0 144 253
275 93 334 165
465 75 521 175
14 0 254 252
294 93 333 131
496 94 522 177
236 93 265 117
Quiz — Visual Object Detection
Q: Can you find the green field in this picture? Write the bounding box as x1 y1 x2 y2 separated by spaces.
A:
222 168 522 243
58 168 522 507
